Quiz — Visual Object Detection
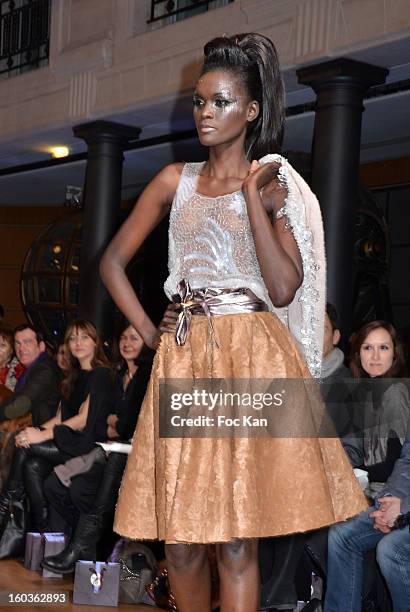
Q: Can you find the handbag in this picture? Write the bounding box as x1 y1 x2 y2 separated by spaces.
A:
109 539 157 604
146 566 178 612
73 561 120 607
0 496 29 560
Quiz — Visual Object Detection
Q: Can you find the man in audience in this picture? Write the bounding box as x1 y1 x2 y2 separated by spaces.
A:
259 305 361 611
0 324 60 426
320 303 361 467
324 415 410 611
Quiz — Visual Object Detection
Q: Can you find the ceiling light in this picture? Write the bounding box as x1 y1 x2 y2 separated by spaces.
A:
50 146 70 158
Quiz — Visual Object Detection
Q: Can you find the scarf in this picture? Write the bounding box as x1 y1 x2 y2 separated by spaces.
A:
259 154 326 378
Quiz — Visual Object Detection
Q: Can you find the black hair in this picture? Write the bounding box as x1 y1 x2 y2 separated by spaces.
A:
14 323 44 344
326 303 339 332
116 321 154 367
201 32 284 159
0 305 4 319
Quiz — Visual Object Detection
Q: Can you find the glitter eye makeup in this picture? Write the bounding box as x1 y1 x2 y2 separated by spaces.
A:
193 95 238 112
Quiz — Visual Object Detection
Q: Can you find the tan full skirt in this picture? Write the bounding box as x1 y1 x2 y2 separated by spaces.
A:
114 312 367 544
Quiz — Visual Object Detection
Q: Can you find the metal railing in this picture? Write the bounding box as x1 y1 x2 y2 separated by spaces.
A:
0 0 50 77
148 0 234 24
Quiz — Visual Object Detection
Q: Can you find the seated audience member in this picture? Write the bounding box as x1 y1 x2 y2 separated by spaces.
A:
319 303 362 467
0 326 24 392
348 320 409 499
259 306 360 610
324 414 410 612
55 342 70 374
42 323 153 573
0 327 25 488
0 319 114 534
0 324 60 426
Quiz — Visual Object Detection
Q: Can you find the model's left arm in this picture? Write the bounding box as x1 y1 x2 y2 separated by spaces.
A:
242 161 303 307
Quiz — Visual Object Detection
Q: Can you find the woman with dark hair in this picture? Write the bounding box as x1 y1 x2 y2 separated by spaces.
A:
0 319 114 537
41 323 153 573
0 327 24 393
100 33 366 611
54 342 70 374
348 320 409 496
325 322 410 610
349 320 406 380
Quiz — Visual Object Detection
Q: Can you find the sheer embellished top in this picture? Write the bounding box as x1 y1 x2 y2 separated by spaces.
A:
164 162 274 310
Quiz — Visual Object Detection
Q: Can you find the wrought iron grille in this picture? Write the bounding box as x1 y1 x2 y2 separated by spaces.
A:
0 0 50 77
148 0 234 24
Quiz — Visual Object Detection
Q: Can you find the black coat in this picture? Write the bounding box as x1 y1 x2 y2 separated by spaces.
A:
54 367 115 457
0 353 60 426
114 359 153 440
319 362 363 467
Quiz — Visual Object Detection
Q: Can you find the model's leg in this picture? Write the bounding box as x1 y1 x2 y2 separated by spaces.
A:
376 528 410 612
324 509 384 612
216 538 259 612
165 543 211 612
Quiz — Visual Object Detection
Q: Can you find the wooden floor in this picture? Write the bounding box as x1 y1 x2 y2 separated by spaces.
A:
0 559 163 611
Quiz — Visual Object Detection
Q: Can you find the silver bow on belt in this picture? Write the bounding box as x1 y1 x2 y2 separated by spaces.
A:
173 279 268 347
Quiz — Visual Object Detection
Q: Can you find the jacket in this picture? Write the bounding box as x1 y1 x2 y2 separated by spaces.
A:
0 352 60 426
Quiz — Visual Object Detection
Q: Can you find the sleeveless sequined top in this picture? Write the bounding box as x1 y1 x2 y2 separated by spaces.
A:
164 162 274 310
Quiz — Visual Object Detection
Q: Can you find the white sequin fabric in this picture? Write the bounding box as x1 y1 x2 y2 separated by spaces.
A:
164 157 326 378
164 161 274 311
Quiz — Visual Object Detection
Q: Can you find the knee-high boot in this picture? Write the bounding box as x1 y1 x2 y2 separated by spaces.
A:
0 448 27 530
42 452 126 574
24 456 54 532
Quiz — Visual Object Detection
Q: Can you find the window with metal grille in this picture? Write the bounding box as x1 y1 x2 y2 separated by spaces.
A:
0 0 50 78
148 0 234 25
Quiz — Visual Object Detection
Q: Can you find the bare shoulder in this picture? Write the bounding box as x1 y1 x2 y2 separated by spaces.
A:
143 162 185 210
156 162 184 189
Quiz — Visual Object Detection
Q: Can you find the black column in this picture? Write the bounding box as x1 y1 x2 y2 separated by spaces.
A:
297 59 387 337
73 120 141 339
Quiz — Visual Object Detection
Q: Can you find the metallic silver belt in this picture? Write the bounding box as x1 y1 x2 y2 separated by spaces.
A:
172 279 268 347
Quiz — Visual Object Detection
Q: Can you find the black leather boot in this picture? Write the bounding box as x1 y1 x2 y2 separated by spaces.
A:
0 447 28 529
41 513 99 574
24 456 53 532
0 481 25 532
42 452 126 574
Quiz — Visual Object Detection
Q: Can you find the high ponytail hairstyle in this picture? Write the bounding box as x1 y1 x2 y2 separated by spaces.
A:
201 33 285 159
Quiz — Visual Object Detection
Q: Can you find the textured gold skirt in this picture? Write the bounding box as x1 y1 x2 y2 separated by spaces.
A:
114 312 367 544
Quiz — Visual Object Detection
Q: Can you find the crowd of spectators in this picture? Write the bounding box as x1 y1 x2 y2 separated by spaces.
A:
0 308 409 611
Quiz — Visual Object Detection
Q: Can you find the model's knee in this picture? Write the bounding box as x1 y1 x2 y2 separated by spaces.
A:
166 543 206 571
218 539 257 574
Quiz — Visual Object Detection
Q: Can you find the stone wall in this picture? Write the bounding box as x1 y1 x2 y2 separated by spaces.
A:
1 0 410 145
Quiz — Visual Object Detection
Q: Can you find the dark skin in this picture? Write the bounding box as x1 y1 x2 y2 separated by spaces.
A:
100 69 303 612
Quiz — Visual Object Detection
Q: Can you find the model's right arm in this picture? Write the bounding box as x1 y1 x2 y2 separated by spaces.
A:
100 163 182 348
